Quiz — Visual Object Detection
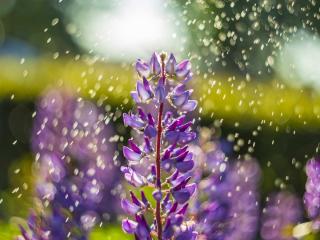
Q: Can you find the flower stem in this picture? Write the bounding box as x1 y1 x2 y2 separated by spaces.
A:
155 102 163 239
155 54 166 240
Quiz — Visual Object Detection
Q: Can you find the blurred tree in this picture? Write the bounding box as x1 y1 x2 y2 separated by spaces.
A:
176 0 320 79
0 0 79 55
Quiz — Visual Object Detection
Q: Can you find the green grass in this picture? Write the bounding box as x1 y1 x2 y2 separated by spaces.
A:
90 226 131 240
0 223 132 239
0 223 20 239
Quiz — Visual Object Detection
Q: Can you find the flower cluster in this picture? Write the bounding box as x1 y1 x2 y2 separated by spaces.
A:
260 192 302 240
18 89 119 239
304 157 320 223
194 157 260 240
188 127 227 185
121 52 198 239
18 209 87 240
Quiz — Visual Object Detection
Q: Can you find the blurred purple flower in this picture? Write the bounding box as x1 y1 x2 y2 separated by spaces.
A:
19 89 119 239
261 191 302 240
188 127 226 184
17 209 88 240
121 52 198 239
194 156 261 240
304 157 320 220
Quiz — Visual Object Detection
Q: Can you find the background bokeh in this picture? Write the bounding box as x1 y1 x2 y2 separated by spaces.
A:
0 0 320 239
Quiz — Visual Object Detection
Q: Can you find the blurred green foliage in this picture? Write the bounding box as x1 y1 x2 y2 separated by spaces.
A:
176 0 320 78
1 0 78 53
0 224 131 239
1 57 320 130
0 155 34 220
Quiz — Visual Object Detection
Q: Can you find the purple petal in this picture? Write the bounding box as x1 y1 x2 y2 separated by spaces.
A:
123 113 145 129
176 160 194 173
176 224 197 240
121 199 140 215
172 189 191 204
171 146 188 157
151 164 156 176
162 159 174 172
135 215 151 238
182 72 193 83
173 84 186 95
128 139 142 154
137 107 147 120
137 81 152 102
141 191 150 207
143 137 154 153
143 77 153 95
180 100 197 112
130 191 142 206
130 91 141 103
123 146 142 162
163 218 174 239
144 125 157 138
167 170 179 182
136 59 150 77
172 176 191 190
177 203 189 215
149 52 161 75
179 121 193 132
167 115 186 130
172 184 196 204
166 53 177 75
173 151 188 162
155 77 167 103
163 112 173 125
178 131 197 144
186 183 196 196
121 166 147 187
171 214 184 226
168 202 178 214
152 190 163 202
171 91 190 107
176 60 191 79
147 113 155 126
165 131 180 143
18 225 30 240
122 219 138 234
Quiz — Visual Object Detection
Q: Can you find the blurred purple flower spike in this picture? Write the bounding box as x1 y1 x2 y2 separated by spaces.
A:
191 138 261 240
304 157 320 220
121 52 198 239
18 89 119 239
261 191 302 240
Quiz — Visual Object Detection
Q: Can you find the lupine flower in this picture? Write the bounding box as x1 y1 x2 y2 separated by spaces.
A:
188 127 226 184
261 192 302 240
304 157 320 221
17 209 88 240
121 52 198 239
195 158 261 240
223 160 261 240
18 89 119 239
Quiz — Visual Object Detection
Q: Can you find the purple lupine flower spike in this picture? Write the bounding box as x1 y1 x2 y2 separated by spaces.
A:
261 192 302 240
18 89 119 239
191 132 260 240
121 52 198 239
304 156 320 231
304 157 320 219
